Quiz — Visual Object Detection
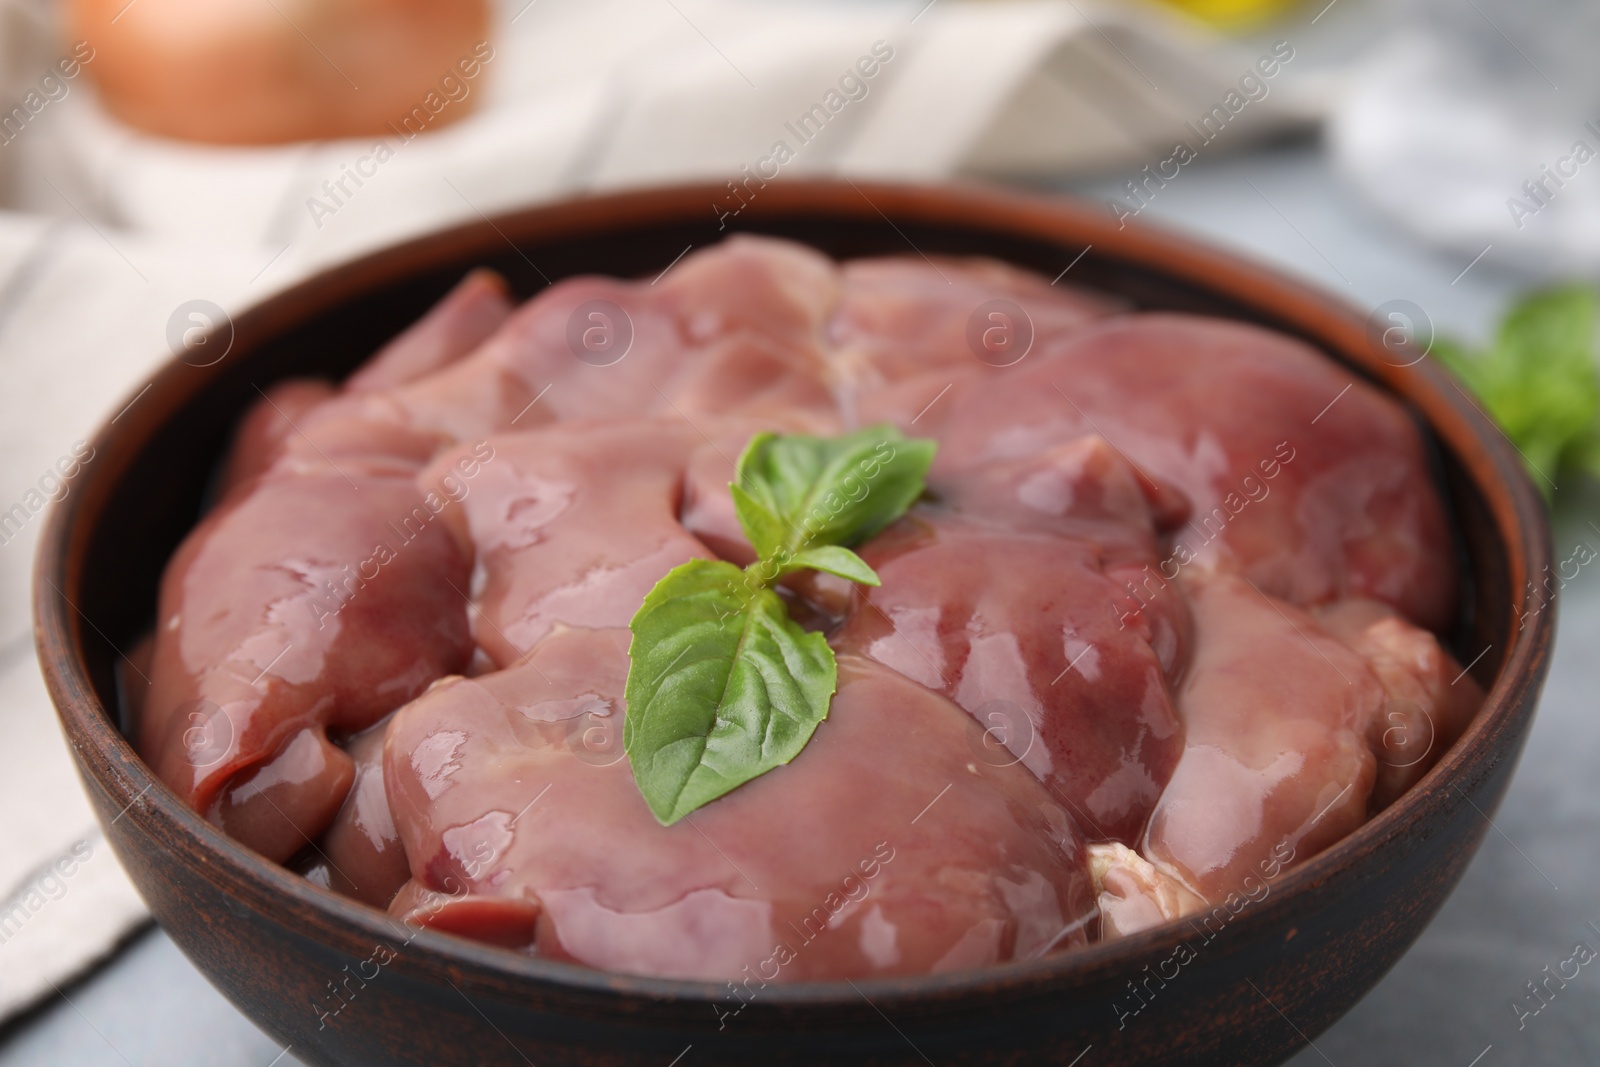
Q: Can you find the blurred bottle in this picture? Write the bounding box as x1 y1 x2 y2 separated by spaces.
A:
1332 0 1600 274
1155 0 1303 29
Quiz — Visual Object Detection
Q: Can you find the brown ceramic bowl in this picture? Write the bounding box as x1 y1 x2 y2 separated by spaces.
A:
35 180 1552 1066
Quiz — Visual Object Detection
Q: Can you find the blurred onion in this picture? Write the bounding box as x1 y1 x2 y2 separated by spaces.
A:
67 0 491 145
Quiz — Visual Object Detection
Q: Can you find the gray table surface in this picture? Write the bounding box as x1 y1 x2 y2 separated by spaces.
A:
3 141 1596 1065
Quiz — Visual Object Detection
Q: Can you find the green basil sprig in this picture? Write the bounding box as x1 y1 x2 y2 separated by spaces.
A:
623 425 937 825
1433 285 1600 498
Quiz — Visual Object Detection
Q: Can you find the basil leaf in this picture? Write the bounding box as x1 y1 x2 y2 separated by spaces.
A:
624 427 933 823
780 545 880 586
732 425 936 556
1435 286 1600 496
728 482 786 558
624 558 836 825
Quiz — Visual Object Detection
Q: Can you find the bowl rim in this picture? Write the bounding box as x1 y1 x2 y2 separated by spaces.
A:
33 177 1554 1010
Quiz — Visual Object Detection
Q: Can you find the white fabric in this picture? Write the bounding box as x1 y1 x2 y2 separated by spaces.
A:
0 217 264 1020
0 0 1316 1022
9 0 1315 273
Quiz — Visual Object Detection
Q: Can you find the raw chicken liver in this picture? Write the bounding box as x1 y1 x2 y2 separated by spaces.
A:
930 313 1458 630
137 236 1475 975
833 514 1188 846
384 632 1096 980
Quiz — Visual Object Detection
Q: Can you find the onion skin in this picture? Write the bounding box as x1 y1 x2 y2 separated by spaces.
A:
67 0 492 145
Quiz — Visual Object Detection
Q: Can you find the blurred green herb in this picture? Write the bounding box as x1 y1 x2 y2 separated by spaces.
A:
1434 286 1600 498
